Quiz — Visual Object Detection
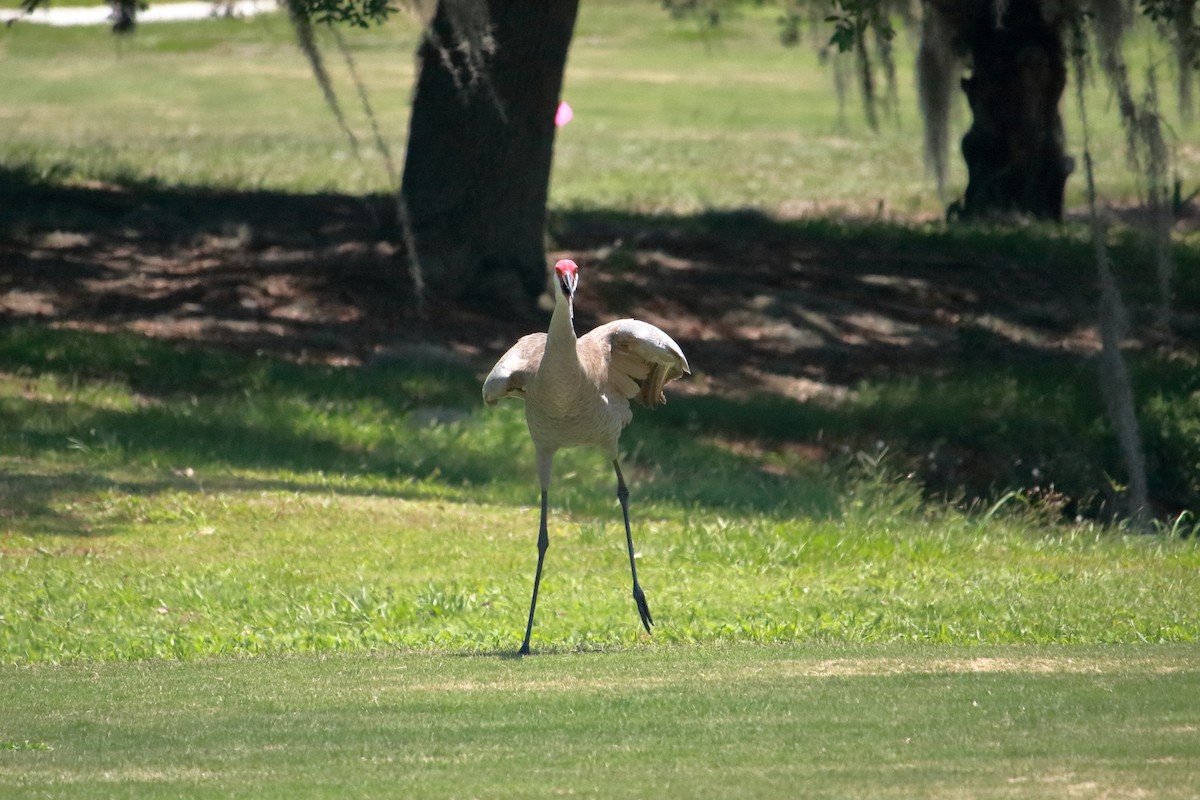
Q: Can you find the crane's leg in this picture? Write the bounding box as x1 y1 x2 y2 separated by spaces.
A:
519 489 549 656
614 460 653 633
520 449 555 656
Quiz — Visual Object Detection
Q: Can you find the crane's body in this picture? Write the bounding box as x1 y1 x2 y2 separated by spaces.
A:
483 259 690 655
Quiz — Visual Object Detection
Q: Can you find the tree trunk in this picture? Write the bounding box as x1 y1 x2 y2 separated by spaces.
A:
953 0 1074 221
400 0 579 315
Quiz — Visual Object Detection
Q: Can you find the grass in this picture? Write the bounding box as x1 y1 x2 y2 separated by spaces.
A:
2 646 1199 799
2 5 1200 796
1 328 1197 663
0 1 1195 215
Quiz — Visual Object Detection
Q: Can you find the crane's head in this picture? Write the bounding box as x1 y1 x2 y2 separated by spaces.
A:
554 259 579 300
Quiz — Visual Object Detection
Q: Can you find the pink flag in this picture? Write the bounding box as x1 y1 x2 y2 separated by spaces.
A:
555 101 574 127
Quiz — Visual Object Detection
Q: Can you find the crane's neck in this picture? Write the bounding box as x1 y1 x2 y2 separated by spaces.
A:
532 283 591 419
544 286 579 368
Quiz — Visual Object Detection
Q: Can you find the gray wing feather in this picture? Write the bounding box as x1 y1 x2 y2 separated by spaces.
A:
482 333 547 405
583 319 690 408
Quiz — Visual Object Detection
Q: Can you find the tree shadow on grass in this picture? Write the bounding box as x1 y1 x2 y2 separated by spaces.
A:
0 368 844 537
2 170 1198 522
0 466 489 540
8 165 1174 377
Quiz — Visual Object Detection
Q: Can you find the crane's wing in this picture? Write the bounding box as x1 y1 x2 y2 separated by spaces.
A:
482 333 547 405
582 319 691 408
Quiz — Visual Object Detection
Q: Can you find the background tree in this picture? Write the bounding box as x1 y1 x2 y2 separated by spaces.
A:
399 0 579 314
917 0 1196 221
920 0 1074 220
762 1 1198 220
20 0 580 314
281 0 577 313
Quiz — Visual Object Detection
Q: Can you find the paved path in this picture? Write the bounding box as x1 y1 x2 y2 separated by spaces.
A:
1 1 273 26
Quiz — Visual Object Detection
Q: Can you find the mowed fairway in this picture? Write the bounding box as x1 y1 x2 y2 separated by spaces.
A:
3 646 1199 799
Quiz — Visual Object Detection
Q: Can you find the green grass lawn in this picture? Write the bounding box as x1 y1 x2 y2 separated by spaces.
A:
1 328 1198 663
0 0 1195 214
4 330 1191 795
3 646 1199 799
2 4 1200 796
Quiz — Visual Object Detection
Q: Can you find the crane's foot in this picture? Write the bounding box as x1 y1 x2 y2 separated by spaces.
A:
633 585 654 634
518 642 532 656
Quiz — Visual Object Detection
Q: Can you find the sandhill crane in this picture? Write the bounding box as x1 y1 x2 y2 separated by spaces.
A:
483 259 690 655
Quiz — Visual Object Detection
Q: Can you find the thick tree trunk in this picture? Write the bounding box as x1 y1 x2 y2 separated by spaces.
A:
400 0 579 315
954 0 1073 220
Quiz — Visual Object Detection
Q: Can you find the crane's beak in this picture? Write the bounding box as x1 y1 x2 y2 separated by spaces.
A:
553 259 579 320
563 289 575 320
557 270 577 301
